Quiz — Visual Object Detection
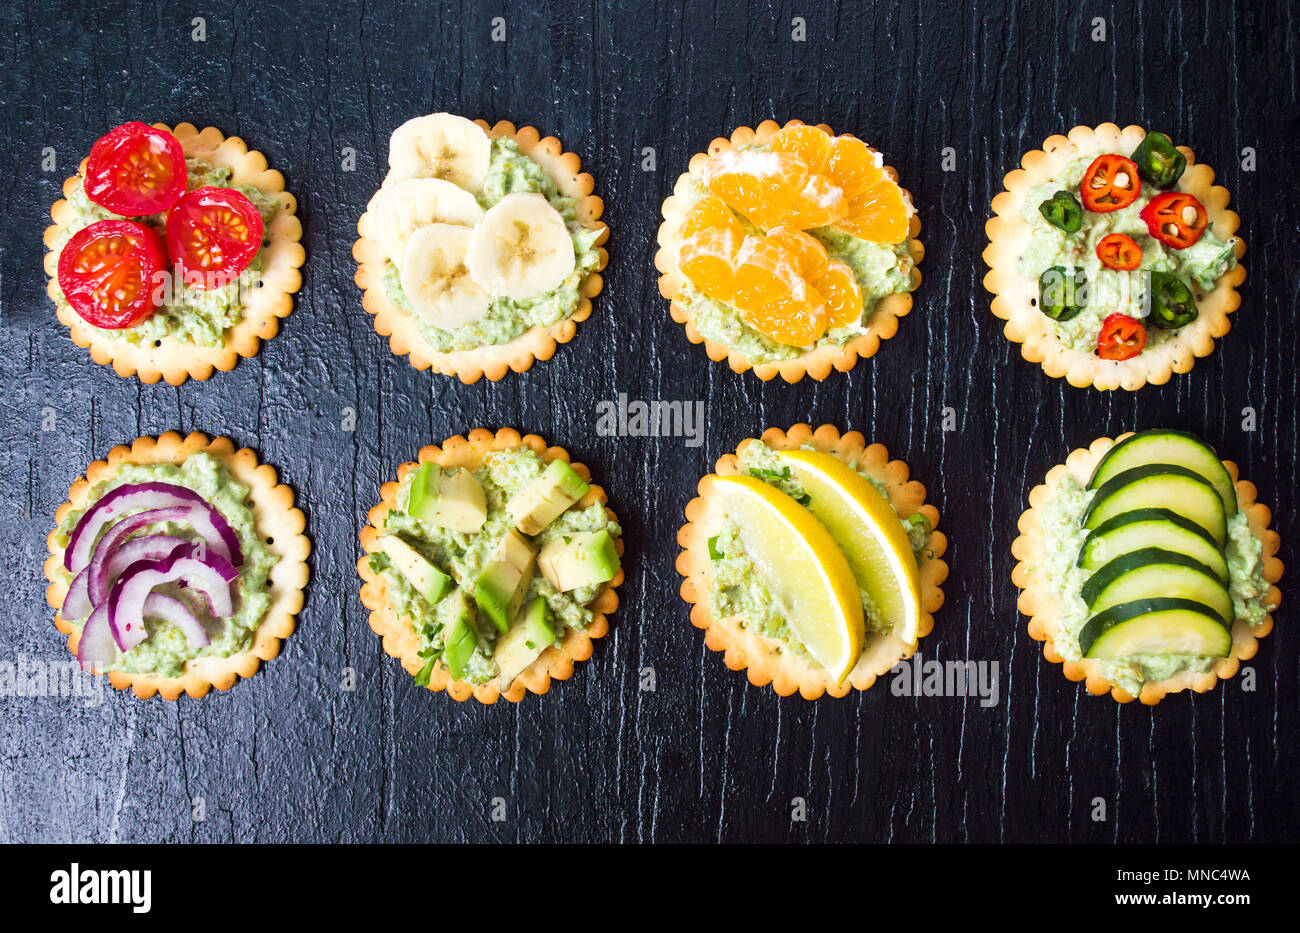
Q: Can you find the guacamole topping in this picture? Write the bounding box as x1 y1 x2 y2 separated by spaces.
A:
707 442 930 662
50 157 280 347
1036 474 1268 696
1017 152 1238 353
369 448 620 685
55 453 279 678
676 159 914 364
382 137 603 352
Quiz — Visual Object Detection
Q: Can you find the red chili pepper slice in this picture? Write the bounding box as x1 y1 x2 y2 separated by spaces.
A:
1080 154 1141 212
1139 191 1208 249
1096 233 1142 271
1097 313 1147 361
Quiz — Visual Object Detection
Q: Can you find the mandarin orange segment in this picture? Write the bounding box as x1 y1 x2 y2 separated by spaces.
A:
771 124 833 174
837 180 910 244
679 226 741 301
782 173 847 229
825 135 885 198
731 235 829 347
678 195 743 240
815 260 864 329
765 226 829 280
703 148 807 230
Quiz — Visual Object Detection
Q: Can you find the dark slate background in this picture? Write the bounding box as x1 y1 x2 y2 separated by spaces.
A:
0 0 1296 844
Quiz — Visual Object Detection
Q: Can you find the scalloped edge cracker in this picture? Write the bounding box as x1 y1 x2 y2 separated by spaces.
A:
1011 433 1283 704
43 431 311 700
44 123 305 386
675 423 948 699
356 427 624 704
655 120 923 384
353 121 609 384
983 123 1246 391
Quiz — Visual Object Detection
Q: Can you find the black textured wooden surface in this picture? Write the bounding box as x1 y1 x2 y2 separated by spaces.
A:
1 0 1297 844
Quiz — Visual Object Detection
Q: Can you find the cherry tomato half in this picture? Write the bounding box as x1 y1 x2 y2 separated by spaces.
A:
83 122 188 216
1097 313 1147 361
165 187 265 289
1139 191 1208 249
56 219 168 329
1080 154 1141 212
1096 232 1142 271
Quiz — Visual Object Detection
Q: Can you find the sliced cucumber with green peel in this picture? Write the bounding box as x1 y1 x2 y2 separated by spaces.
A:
1081 547 1233 625
1082 465 1226 546
1088 429 1236 517
1077 508 1227 582
1080 598 1233 658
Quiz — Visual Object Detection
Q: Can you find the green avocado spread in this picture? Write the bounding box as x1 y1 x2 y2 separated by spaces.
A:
369 448 621 685
706 442 932 664
55 453 279 678
1017 151 1238 353
1035 474 1269 697
675 151 915 364
50 158 280 347
383 137 604 353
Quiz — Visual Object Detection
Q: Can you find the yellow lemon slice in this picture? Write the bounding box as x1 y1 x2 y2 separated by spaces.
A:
711 474 864 682
776 450 922 647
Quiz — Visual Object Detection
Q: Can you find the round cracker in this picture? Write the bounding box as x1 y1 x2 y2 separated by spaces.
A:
356 428 624 704
675 423 947 699
43 431 311 700
1011 433 1283 704
983 123 1246 390
655 120 924 383
353 121 609 384
43 123 305 386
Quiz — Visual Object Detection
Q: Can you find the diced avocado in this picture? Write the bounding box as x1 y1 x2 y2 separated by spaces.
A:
493 597 556 687
406 462 487 533
441 590 478 681
537 530 620 592
506 460 590 534
473 529 535 632
378 534 451 606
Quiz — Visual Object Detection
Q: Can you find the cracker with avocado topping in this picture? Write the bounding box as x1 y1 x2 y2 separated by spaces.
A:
984 123 1245 391
357 427 623 704
353 121 609 384
655 121 924 384
44 123 305 386
44 431 310 701
676 423 947 699
1012 433 1281 704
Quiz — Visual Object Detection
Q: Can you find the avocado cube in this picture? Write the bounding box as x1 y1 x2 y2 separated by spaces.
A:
506 460 590 535
406 462 486 533
378 534 451 606
537 530 620 592
493 597 556 687
473 529 535 632
441 590 478 681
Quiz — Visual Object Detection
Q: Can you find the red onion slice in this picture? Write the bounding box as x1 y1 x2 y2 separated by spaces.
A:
139 592 211 649
107 542 238 652
88 532 189 605
77 604 117 672
64 569 93 620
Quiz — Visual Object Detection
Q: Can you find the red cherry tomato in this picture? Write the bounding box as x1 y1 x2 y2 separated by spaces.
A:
165 187 265 289
1096 233 1142 271
1139 191 1208 249
1080 154 1141 212
56 220 168 329
1097 313 1147 361
83 122 188 216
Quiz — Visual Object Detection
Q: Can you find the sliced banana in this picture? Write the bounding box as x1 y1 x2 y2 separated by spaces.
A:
388 113 492 192
398 224 492 329
369 177 484 265
466 193 576 300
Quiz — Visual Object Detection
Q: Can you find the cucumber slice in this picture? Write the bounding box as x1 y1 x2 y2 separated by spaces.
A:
1082 465 1226 546
1081 547 1233 625
1077 508 1228 582
1088 429 1236 517
1080 598 1233 658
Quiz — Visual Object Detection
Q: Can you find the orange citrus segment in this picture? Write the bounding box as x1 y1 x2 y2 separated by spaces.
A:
679 226 741 301
837 181 909 243
765 226 829 280
815 260 864 328
771 124 833 174
825 135 884 198
703 148 807 230
731 235 829 347
678 195 743 240
781 174 847 229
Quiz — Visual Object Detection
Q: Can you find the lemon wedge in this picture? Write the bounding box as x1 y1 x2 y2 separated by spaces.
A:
711 474 864 682
775 450 922 647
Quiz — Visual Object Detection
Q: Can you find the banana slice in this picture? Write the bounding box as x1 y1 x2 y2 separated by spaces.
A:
369 177 484 265
388 113 492 192
398 224 492 329
466 193 576 300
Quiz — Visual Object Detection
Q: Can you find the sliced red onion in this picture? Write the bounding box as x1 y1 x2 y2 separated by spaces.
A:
139 592 211 649
64 569 93 620
65 482 243 573
88 532 189 605
77 604 116 672
107 542 238 652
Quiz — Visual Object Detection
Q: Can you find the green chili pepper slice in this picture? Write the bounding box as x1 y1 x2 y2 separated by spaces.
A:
1130 132 1187 188
1038 266 1087 321
1146 270 1198 329
1038 189 1083 233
